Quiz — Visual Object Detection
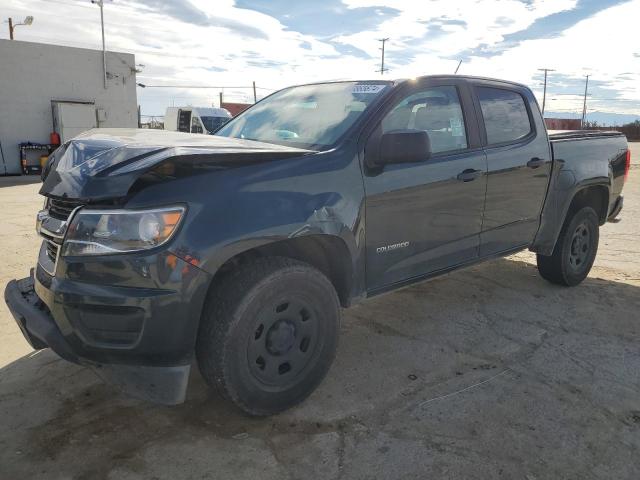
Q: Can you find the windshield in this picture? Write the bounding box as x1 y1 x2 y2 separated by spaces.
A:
201 115 230 133
215 82 391 149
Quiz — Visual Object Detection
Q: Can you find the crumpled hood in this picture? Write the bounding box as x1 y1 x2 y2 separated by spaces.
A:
40 128 312 201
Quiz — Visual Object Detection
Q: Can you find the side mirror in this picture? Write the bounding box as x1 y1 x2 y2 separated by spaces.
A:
379 129 431 165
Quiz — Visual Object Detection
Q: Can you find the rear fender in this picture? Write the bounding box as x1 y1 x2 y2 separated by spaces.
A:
531 171 610 255
531 137 626 255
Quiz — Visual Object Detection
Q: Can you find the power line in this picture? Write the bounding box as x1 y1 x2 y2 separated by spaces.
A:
46 0 101 10
553 97 639 102
136 83 270 89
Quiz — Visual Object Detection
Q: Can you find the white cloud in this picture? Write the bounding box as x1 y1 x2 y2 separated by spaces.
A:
460 0 640 115
1 0 638 118
335 0 578 58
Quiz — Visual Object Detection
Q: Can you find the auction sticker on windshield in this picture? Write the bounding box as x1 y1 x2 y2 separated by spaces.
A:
352 84 387 94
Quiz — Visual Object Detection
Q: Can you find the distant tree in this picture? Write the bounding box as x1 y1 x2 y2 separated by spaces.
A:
619 120 640 140
570 119 638 140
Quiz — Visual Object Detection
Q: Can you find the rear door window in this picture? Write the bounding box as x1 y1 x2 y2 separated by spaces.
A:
477 87 532 145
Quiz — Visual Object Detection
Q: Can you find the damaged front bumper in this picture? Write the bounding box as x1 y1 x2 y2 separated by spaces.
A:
5 273 79 362
5 254 210 405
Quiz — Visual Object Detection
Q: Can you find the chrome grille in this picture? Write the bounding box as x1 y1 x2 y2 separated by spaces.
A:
48 198 85 221
45 240 59 262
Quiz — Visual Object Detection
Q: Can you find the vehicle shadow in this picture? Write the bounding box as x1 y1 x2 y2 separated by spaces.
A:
2 256 640 479
0 175 42 188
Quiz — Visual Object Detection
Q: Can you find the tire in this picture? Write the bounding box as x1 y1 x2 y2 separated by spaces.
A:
196 257 340 416
536 206 599 286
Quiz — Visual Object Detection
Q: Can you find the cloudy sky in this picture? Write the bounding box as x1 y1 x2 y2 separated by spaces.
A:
3 0 640 123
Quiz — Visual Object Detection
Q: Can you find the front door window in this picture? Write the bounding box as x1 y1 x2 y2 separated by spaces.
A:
382 85 468 154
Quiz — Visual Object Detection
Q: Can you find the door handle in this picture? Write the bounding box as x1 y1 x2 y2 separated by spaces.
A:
527 157 546 169
457 169 483 182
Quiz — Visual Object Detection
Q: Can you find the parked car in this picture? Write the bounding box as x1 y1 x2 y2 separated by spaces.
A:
164 106 231 134
5 76 630 415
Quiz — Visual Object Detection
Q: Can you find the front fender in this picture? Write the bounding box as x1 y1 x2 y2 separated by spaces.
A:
125 146 367 299
186 221 364 307
201 215 361 276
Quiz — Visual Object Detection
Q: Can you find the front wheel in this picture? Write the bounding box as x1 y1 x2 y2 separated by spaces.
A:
196 257 340 416
536 206 600 286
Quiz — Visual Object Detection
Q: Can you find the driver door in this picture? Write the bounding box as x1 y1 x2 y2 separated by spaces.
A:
363 80 487 292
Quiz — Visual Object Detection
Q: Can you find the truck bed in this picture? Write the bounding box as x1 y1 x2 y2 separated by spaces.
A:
546 129 628 229
548 130 625 141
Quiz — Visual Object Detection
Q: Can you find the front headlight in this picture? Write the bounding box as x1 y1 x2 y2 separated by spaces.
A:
62 206 185 256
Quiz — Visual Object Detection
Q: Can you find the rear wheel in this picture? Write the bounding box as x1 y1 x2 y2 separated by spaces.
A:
536 206 599 286
196 257 340 416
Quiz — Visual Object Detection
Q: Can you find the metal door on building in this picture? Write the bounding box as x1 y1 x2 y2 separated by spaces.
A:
52 101 97 143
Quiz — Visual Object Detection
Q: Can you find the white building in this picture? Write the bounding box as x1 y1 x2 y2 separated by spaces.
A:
0 40 138 175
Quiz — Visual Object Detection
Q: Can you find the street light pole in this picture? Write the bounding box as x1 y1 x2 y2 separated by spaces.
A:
91 0 107 89
538 68 554 116
7 16 33 40
581 74 590 129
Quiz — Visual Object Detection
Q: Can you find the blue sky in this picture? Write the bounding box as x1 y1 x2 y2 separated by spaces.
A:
3 0 639 123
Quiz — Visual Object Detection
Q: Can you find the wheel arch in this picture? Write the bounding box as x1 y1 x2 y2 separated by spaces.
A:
565 184 609 225
532 181 610 256
206 234 357 308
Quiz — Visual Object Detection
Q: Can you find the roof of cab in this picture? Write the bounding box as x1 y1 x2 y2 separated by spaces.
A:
286 75 531 91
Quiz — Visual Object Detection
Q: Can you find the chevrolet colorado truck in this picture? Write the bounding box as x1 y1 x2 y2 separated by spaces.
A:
5 76 630 415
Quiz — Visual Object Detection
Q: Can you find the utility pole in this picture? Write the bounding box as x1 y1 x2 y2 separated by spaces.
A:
91 0 107 89
377 38 389 75
219 91 224 109
252 81 257 103
537 68 554 116
8 17 12 40
581 74 590 128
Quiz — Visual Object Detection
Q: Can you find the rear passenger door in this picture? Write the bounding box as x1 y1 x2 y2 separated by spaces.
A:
473 82 552 256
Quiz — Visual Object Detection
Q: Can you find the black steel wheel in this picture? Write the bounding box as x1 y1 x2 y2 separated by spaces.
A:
568 221 592 272
248 298 320 389
197 257 340 416
537 206 599 286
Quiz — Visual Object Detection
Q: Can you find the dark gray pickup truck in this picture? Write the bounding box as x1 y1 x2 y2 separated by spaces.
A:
5 75 630 415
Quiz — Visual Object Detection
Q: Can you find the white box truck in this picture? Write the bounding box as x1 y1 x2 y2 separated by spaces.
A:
164 107 232 135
